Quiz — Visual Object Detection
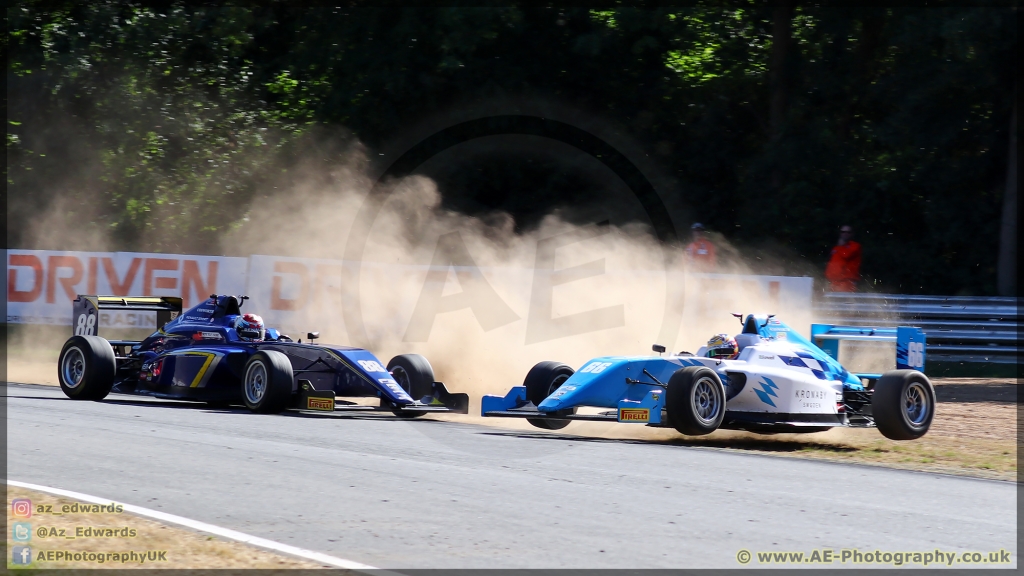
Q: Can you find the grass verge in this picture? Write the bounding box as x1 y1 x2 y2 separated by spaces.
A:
4 485 324 569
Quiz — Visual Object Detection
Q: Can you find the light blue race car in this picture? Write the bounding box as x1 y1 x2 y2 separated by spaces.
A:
482 314 933 440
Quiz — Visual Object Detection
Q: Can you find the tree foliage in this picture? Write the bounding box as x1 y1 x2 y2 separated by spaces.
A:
6 2 1016 294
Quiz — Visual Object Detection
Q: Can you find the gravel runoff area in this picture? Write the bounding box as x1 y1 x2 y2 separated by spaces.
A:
433 377 1019 481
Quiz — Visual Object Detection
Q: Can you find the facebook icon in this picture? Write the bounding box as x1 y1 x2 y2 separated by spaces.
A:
12 546 32 565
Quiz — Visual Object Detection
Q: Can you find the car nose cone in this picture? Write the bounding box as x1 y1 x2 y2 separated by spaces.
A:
538 398 563 411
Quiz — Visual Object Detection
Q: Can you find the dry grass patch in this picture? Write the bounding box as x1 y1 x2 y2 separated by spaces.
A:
5 486 325 569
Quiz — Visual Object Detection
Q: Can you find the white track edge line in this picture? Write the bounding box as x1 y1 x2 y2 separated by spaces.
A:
7 479 387 572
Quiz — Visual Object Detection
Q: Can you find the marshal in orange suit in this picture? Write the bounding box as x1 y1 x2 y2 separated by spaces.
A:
825 225 862 292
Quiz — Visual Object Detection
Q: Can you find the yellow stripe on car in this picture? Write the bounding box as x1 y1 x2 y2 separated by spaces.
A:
185 352 217 388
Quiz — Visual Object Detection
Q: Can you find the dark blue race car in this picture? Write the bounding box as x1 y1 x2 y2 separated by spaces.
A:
56 294 468 415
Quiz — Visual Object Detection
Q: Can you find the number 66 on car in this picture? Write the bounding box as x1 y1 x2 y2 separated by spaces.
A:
483 313 934 441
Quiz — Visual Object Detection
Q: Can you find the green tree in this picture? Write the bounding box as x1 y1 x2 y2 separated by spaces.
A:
7 3 1015 294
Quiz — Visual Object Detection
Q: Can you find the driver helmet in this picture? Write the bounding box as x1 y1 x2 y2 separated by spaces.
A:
706 333 739 359
235 313 266 342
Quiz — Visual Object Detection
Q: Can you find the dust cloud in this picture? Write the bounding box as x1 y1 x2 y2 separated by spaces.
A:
6 179 121 385
219 142 819 410
10 132 832 427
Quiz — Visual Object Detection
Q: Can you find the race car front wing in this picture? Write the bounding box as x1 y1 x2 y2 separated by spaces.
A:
385 381 470 415
482 385 667 424
299 381 469 415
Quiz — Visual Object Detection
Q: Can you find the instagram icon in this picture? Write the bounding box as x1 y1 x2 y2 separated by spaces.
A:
11 498 32 518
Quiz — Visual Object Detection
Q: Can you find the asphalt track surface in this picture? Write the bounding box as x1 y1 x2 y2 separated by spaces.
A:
6 383 1018 569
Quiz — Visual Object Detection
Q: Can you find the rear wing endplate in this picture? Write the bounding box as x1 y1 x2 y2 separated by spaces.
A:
810 324 926 372
72 295 183 336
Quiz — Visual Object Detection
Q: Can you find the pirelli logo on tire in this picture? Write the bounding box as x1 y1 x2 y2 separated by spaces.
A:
306 397 335 411
618 408 650 422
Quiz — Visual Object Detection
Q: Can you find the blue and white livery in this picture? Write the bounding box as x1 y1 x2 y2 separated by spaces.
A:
482 314 934 440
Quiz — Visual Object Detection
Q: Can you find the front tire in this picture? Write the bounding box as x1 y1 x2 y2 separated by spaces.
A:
872 370 934 440
386 354 435 400
666 367 726 435
58 336 116 400
241 351 294 414
524 361 575 430
385 354 436 417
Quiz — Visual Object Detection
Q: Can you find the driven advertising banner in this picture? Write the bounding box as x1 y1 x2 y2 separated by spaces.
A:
244 255 358 337
6 250 248 327
7 250 814 349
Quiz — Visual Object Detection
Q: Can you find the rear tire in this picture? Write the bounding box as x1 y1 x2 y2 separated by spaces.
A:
57 336 116 400
241 351 294 413
666 367 726 436
524 361 575 430
386 354 435 417
872 370 934 440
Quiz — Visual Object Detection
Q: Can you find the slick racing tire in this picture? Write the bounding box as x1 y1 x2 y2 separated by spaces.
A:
872 370 934 440
666 367 726 436
241 351 294 414
58 335 116 401
386 354 435 418
524 361 576 430
387 354 435 401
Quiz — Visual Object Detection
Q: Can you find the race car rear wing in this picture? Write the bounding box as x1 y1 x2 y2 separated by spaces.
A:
72 295 183 337
810 323 926 375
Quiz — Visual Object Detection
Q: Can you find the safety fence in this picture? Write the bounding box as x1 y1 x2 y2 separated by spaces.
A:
815 293 1020 365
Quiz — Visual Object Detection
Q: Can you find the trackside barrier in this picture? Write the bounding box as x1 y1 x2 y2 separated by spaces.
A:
815 293 1020 365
